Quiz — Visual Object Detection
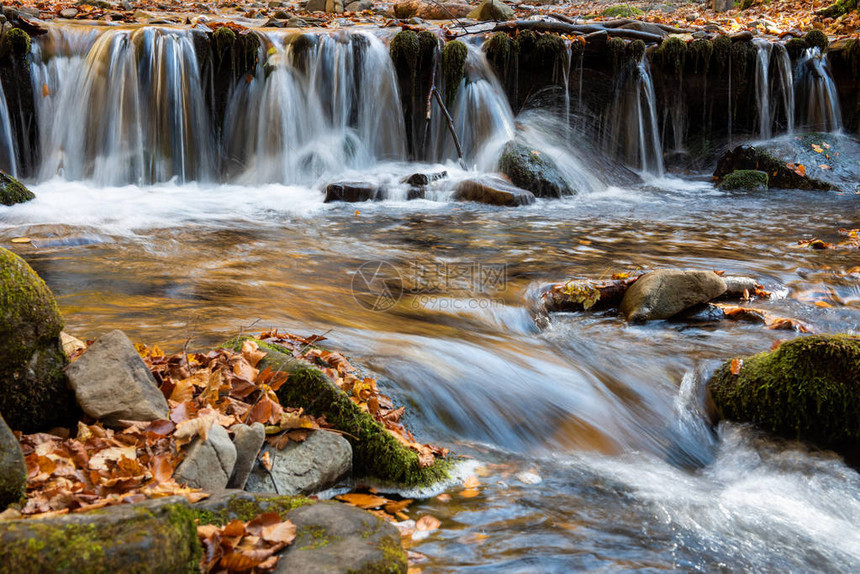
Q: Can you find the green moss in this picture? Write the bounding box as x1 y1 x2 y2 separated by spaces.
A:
817 0 858 17
731 40 756 84
718 169 769 190
485 32 513 68
601 4 644 17
346 535 408 574
5 28 31 59
785 37 809 60
655 36 687 78
804 29 829 52
712 35 731 69
513 29 537 57
535 33 566 67
390 30 420 86
296 525 337 550
0 172 34 207
625 39 646 64
0 502 200 573
194 494 314 526
689 38 713 73
708 335 860 448
607 37 625 72
441 40 467 108
212 26 236 58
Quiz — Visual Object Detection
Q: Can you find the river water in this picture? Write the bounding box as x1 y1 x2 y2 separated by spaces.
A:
2 23 860 573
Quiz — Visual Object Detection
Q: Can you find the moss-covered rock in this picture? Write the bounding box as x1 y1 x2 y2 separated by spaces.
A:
601 4 644 17
717 169 768 191
816 0 858 18
389 30 419 86
441 40 467 108
4 28 31 59
0 412 26 510
785 37 809 61
655 36 687 78
193 490 315 526
0 172 34 206
708 335 860 450
226 338 452 488
498 141 574 198
688 38 713 73
0 496 201 573
804 29 829 52
713 144 834 191
0 248 79 432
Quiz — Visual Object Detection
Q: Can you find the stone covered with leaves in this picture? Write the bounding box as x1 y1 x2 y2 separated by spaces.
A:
708 335 860 450
0 248 79 432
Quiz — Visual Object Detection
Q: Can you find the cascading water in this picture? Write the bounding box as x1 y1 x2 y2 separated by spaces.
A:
604 59 664 176
222 31 406 185
0 76 17 176
754 39 773 140
30 25 214 185
795 47 842 132
774 44 795 135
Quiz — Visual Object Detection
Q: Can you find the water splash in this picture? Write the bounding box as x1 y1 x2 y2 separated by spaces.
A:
795 47 843 132
0 76 18 176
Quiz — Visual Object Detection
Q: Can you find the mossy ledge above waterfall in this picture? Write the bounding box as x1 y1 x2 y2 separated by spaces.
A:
225 336 454 488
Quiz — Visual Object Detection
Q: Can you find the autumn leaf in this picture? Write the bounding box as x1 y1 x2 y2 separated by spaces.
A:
336 493 390 509
415 515 441 531
730 358 743 375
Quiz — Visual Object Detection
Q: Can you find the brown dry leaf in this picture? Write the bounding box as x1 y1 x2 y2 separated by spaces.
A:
336 493 390 509
88 445 136 470
261 520 297 545
384 499 413 516
174 409 219 442
415 515 441 532
169 377 194 403
260 451 273 471
730 358 743 376
241 339 267 368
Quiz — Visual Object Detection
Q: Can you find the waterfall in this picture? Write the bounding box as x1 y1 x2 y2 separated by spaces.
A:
604 60 663 176
30 25 214 185
774 44 794 135
795 47 842 132
223 30 406 185
753 39 772 140
0 76 17 176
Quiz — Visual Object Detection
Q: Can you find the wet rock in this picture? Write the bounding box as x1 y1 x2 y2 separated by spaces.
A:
708 335 860 452
0 172 34 206
227 422 266 490
721 276 759 298
714 144 834 191
0 248 78 433
401 171 447 187
468 0 513 21
619 269 727 322
0 413 25 509
286 16 309 26
59 8 79 18
245 430 351 496
175 424 237 491
64 329 169 428
273 9 290 18
325 0 345 13
344 0 371 10
393 0 472 18
324 182 382 203
305 0 326 11
0 496 200 572
453 176 536 207
498 142 573 198
274 502 406 573
717 169 769 191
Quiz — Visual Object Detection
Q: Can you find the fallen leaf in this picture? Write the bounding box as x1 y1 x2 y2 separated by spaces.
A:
730 358 743 375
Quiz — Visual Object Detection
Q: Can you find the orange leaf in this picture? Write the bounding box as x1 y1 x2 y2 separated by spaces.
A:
336 493 389 509
416 515 441 531
730 358 743 375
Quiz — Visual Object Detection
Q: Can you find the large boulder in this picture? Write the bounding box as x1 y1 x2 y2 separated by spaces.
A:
175 424 237 491
245 430 351 496
0 496 200 572
453 176 536 206
498 142 573 198
468 0 514 21
0 413 25 509
713 143 835 191
619 269 727 322
0 248 78 432
64 329 169 427
708 335 860 450
0 172 34 206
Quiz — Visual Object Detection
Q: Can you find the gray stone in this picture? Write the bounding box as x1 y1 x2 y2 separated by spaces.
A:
305 0 326 11
620 269 727 322
175 424 237 491
245 430 351 496
59 8 79 18
0 413 25 509
722 276 759 299
286 16 309 26
64 329 169 427
324 182 382 203
467 0 513 21
227 422 266 489
275 502 406 573
498 142 573 198
0 496 199 571
453 176 536 207
344 0 371 10
273 9 290 18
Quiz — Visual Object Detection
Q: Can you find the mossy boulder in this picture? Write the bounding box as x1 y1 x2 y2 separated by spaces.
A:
4 28 31 59
226 338 452 488
498 142 574 198
441 40 467 108
804 29 829 52
708 335 860 451
468 0 514 21
717 169 768 191
816 0 858 18
601 4 644 17
0 172 34 206
0 248 79 432
0 412 26 510
713 144 834 191
0 496 201 573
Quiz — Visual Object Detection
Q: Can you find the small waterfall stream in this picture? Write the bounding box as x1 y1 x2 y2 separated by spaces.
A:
795 47 843 132
775 44 795 135
0 76 17 176
754 39 773 140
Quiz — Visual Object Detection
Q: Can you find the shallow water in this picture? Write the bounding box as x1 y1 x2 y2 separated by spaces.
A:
2 163 859 571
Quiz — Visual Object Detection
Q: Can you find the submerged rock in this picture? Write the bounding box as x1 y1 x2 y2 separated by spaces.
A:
619 269 727 322
498 142 573 198
324 182 382 203
175 424 237 491
402 170 447 200
468 0 514 20
717 169 768 191
0 248 78 432
0 413 25 509
0 172 34 206
64 329 169 428
0 496 200 572
708 335 860 451
453 176 536 207
714 144 835 191
245 430 351 496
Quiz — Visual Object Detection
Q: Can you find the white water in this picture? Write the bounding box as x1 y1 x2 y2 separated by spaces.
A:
754 39 773 140
775 43 795 135
795 47 843 132
0 76 17 176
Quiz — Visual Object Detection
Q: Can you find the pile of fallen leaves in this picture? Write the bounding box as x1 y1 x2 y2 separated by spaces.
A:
797 228 860 250
198 513 297 573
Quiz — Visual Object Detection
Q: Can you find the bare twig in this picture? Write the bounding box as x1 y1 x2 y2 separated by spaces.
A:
431 87 464 165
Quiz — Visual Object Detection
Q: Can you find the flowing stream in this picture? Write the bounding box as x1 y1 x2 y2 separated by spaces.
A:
1 24 859 572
